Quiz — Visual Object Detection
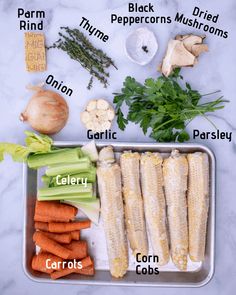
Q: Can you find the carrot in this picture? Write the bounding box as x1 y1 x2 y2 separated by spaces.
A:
70 231 80 240
35 226 80 241
34 214 70 223
48 220 91 233
76 263 95 276
34 201 77 222
65 241 87 259
50 256 93 280
50 267 74 280
33 232 72 259
40 231 72 244
35 225 80 241
34 221 48 231
32 252 63 274
32 255 52 274
80 256 93 269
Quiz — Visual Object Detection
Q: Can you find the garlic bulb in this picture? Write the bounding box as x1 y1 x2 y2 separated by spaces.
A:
81 99 115 133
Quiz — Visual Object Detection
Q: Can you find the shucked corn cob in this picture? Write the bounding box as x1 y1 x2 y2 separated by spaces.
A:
163 150 188 271
140 152 169 265
97 146 128 278
187 152 209 262
120 152 148 257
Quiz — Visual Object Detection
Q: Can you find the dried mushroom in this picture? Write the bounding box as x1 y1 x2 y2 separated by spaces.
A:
159 34 208 77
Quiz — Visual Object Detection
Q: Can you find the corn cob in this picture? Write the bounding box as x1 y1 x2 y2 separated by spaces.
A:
140 152 170 265
163 150 188 270
187 152 209 262
97 146 128 278
120 152 148 257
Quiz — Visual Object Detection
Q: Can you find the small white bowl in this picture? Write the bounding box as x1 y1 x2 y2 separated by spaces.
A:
125 27 158 66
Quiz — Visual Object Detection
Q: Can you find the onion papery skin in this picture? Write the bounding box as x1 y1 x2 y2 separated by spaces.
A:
20 90 69 135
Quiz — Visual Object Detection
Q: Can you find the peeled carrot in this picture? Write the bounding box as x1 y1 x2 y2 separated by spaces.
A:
50 256 93 280
34 221 49 231
33 232 72 259
31 252 63 274
34 214 70 223
34 201 77 222
65 241 87 259
40 231 72 244
80 256 93 269
50 267 74 280
76 263 95 276
32 255 52 274
34 223 80 240
70 231 80 240
48 220 91 233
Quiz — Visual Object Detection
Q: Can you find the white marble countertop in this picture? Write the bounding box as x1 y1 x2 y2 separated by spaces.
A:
0 0 236 294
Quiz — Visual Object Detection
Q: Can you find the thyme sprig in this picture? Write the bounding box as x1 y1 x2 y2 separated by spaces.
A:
47 27 117 89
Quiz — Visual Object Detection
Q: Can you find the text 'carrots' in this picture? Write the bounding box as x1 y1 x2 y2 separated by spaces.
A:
50 256 93 280
32 252 63 274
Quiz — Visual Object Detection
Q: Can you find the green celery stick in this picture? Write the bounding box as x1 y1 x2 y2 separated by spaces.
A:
27 148 82 168
41 175 51 186
38 183 92 197
45 158 91 176
37 192 93 201
61 196 97 203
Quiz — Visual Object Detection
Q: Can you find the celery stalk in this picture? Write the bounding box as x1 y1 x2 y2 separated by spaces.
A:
45 158 91 176
28 148 83 168
37 192 93 201
38 183 92 197
41 175 51 186
62 198 100 224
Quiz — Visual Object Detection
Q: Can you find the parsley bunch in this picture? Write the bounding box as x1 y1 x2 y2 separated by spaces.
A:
113 69 227 142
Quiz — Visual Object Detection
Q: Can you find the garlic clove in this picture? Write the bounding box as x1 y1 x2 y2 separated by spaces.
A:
100 121 111 132
107 108 115 121
85 121 95 131
97 99 109 110
81 111 90 124
86 100 97 112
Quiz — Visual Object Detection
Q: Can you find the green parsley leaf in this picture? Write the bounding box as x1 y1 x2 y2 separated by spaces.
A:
113 70 227 142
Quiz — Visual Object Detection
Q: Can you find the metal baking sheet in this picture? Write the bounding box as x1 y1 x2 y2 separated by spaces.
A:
23 141 215 287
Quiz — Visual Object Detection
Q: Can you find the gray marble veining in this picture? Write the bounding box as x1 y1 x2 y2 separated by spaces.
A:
0 0 236 294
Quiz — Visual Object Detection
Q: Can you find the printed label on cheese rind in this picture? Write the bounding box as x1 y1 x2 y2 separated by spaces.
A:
24 32 46 72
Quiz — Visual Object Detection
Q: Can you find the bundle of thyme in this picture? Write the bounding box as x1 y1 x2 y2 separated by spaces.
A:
47 27 117 89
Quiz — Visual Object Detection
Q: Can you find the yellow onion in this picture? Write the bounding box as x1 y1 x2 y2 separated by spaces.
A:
20 85 69 135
